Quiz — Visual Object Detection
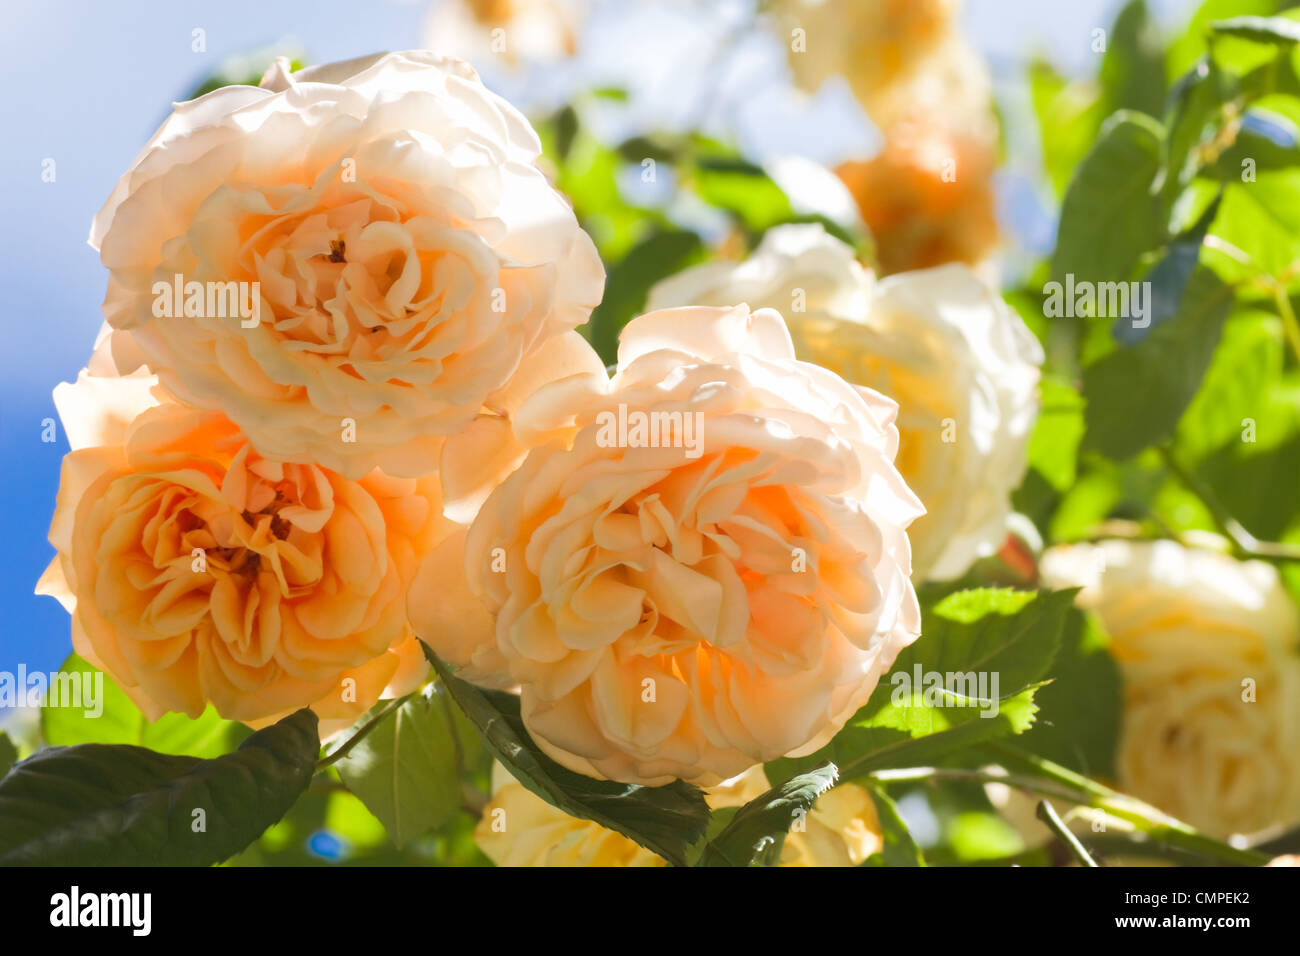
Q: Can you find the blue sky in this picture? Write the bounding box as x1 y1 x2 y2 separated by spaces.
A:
0 0 1195 677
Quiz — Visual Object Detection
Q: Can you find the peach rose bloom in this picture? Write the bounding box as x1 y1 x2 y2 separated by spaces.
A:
37 370 448 730
837 115 1000 276
411 305 922 784
90 51 603 482
1042 540 1300 838
475 762 881 866
648 225 1041 581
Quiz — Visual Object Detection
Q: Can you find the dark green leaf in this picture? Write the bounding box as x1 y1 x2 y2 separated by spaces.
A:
0 733 15 778
586 229 706 364
1162 57 1229 196
1015 609 1122 776
696 764 838 867
863 783 926 866
1200 431 1300 538
1115 189 1222 343
1051 112 1166 287
1082 268 1233 459
426 649 709 867
1101 0 1168 117
553 105 579 162
0 709 318 866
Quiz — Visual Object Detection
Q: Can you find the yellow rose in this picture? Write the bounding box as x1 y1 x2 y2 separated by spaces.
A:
411 304 923 784
1042 540 1300 838
90 51 603 482
648 225 1042 581
36 370 448 731
474 762 881 866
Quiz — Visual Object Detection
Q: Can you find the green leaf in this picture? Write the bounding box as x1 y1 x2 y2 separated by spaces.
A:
586 229 706 365
1206 171 1300 280
1176 309 1290 460
0 733 16 778
1101 0 1168 117
41 654 249 758
1025 378 1086 492
1200 430 1300 539
696 764 838 867
689 157 794 234
0 709 319 866
768 589 1072 784
1162 58 1230 196
1029 60 1106 198
899 588 1076 694
1015 609 1122 776
615 135 679 164
1082 268 1233 459
1051 112 1166 287
1167 0 1279 79
863 783 926 866
553 105 579 162
1211 107 1300 175
425 649 709 867
1211 14 1300 45
1115 190 1222 344
334 683 482 848
1048 467 1126 542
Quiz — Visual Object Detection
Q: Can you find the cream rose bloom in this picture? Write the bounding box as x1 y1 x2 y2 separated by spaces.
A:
647 225 1041 580
474 762 881 866
423 0 589 66
411 304 922 785
36 370 448 730
772 0 959 117
1041 540 1300 838
90 51 603 481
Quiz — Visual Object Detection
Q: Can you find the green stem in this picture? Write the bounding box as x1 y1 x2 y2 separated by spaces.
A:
316 694 409 770
1274 283 1300 370
986 744 1267 867
1037 798 1098 867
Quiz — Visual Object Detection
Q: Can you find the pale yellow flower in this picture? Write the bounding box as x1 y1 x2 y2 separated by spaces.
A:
1042 540 1300 838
